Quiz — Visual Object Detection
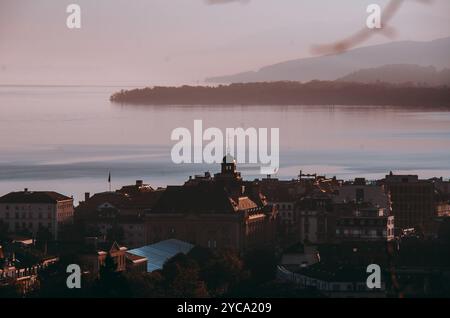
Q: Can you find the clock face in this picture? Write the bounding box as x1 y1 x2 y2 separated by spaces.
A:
0 0 449 301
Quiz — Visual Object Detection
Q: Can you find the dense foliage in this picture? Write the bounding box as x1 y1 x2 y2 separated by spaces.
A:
110 81 450 107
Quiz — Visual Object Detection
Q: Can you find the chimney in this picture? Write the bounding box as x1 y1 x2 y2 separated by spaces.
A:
85 192 90 201
136 180 143 187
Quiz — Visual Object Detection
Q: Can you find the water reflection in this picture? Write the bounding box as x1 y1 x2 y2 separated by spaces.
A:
0 86 449 202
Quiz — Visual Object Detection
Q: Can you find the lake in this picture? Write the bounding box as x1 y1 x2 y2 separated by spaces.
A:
1 85 450 203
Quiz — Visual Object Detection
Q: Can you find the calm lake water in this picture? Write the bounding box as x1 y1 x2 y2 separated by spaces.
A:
1 86 450 203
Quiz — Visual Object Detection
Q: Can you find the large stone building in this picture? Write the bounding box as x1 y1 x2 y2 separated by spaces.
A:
145 156 278 253
297 191 335 244
75 184 162 248
333 178 389 210
335 207 395 242
384 173 435 230
0 189 74 240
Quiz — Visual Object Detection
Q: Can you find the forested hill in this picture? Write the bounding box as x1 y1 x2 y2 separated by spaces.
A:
110 81 450 107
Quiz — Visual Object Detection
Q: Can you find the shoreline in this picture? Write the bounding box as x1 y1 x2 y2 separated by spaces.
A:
110 81 450 108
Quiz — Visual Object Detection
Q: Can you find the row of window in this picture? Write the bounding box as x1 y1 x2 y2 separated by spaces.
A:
4 205 53 211
336 228 394 237
338 219 387 226
298 278 376 292
275 203 293 210
280 211 293 218
2 211 52 219
3 222 52 231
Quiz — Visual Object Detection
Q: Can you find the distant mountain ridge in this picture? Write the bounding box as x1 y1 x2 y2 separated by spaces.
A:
338 64 450 86
206 37 450 84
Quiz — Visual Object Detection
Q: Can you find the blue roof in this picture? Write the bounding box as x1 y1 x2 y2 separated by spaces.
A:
127 239 194 272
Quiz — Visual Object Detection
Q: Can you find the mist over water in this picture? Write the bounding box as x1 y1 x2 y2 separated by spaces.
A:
1 86 450 203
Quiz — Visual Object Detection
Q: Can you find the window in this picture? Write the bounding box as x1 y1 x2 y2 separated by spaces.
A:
356 189 364 202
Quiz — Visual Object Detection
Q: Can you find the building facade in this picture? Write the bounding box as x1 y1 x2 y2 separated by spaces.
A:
384 173 435 230
75 188 162 248
296 192 334 244
333 178 389 210
335 207 394 242
0 190 74 240
145 157 277 254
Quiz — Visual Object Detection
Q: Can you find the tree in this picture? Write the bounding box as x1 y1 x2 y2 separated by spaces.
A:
438 218 450 243
106 224 124 243
36 226 53 244
94 253 130 298
244 248 278 285
58 222 86 243
33 260 94 298
124 271 165 298
0 283 21 298
0 220 9 242
161 253 209 298
196 248 247 296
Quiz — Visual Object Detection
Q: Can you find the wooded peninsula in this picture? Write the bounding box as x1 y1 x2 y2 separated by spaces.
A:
110 81 450 107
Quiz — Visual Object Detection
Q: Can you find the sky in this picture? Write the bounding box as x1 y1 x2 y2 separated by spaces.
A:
0 0 449 86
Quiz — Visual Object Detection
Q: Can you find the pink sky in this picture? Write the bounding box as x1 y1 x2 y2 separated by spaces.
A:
1 0 449 86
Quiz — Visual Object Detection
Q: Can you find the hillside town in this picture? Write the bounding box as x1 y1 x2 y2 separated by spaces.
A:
1 156 449 298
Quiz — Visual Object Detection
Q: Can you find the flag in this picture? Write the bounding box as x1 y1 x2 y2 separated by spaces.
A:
108 172 111 183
